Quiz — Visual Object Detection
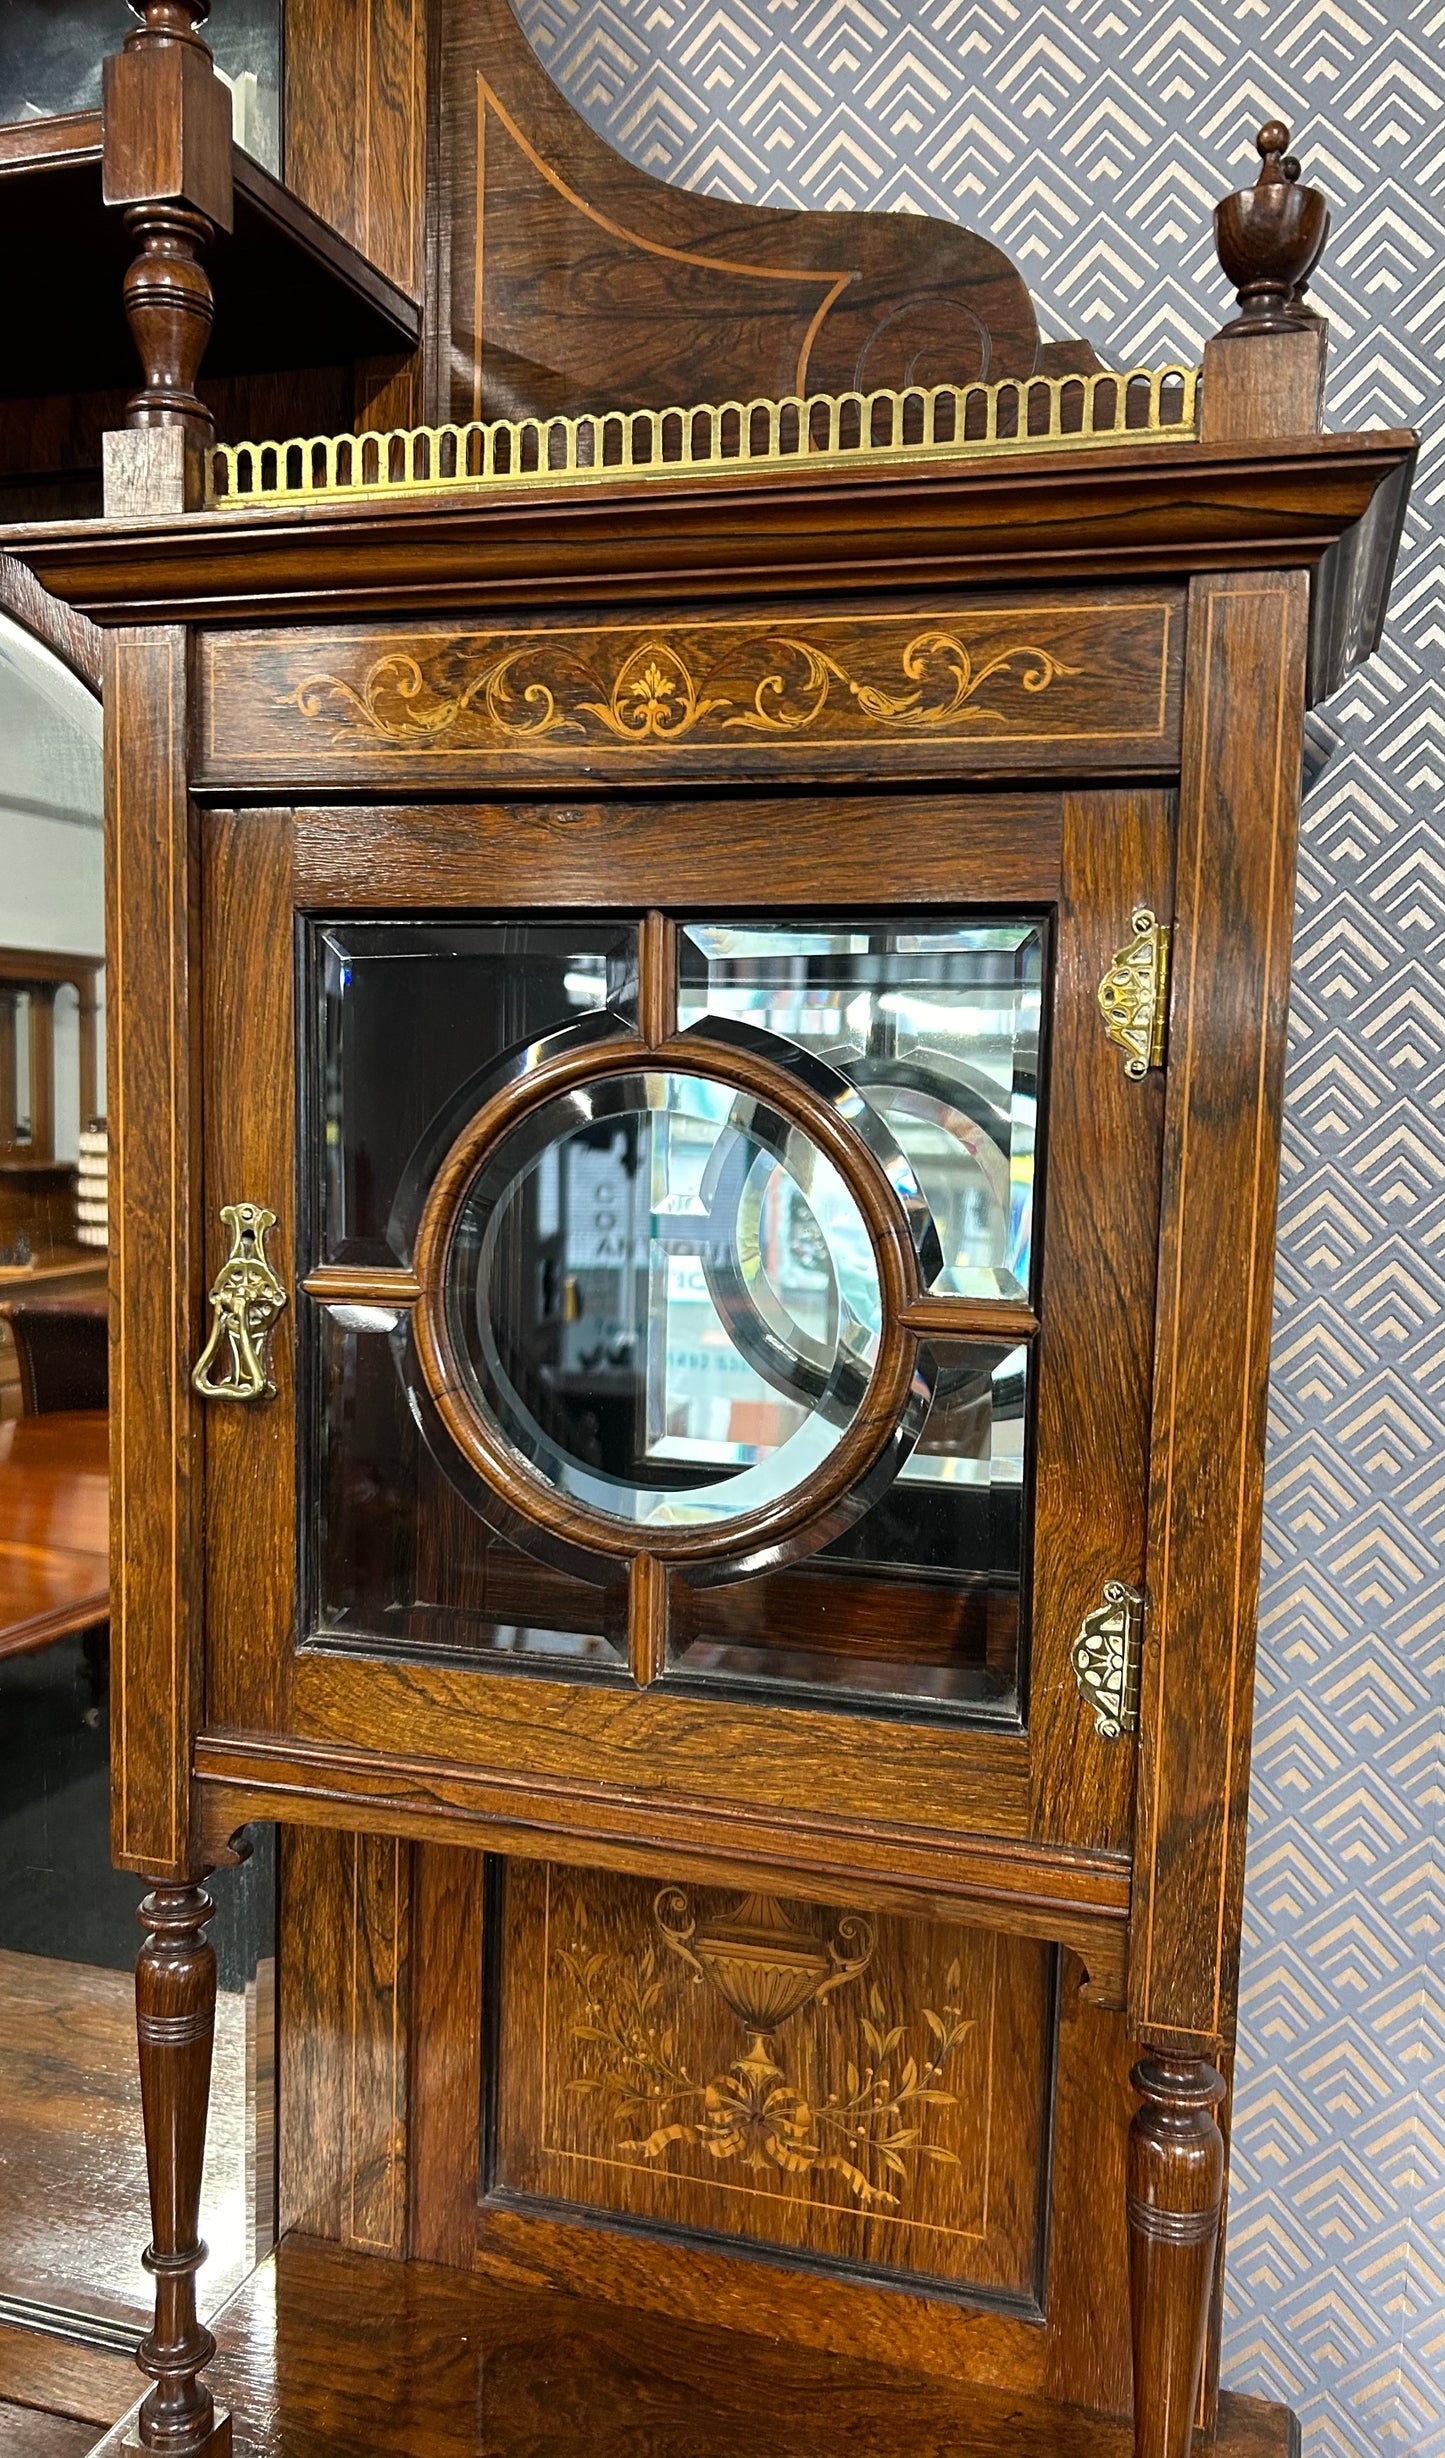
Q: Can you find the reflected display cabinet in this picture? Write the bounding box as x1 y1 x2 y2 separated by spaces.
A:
9 118 1417 2458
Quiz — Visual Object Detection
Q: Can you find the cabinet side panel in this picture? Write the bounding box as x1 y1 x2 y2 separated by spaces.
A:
279 1825 413 2252
285 0 427 298
105 626 202 1878
408 1841 486 2266
1131 572 1308 2052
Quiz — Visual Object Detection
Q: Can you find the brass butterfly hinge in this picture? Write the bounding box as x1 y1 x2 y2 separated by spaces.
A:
1098 908 1172 1079
192 1201 287 1402
1072 1579 1144 1740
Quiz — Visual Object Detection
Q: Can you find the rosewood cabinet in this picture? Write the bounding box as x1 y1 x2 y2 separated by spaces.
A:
7 124 1418 2458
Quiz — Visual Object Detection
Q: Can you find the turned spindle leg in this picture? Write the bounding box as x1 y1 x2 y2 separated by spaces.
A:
126 1881 231 2457
120 202 219 443
1128 2055 1225 2458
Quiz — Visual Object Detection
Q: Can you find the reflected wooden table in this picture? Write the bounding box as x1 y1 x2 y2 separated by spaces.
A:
0 1409 108 1659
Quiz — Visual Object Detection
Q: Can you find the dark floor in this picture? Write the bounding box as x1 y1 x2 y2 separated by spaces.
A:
0 1638 135 1972
0 1635 275 1984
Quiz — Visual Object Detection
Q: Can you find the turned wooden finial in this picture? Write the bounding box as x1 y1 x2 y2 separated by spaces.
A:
1200 120 1330 442
122 0 216 53
1213 120 1330 336
102 0 234 503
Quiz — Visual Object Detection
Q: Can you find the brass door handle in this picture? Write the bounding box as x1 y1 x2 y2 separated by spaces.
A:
192 1201 287 1402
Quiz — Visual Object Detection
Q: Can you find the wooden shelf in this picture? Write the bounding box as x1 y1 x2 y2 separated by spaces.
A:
90 2236 1297 2458
0 114 418 400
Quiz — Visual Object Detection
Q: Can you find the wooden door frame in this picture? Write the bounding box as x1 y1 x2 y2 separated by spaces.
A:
196 782 1170 1998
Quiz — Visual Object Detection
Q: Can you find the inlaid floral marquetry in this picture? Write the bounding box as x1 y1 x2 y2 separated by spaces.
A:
280 629 1082 748
565 1889 974 2211
491 1861 1054 2300
195 595 1181 784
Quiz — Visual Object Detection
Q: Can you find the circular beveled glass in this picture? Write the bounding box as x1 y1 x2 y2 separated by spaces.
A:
446 1068 884 1529
403 1024 935 1582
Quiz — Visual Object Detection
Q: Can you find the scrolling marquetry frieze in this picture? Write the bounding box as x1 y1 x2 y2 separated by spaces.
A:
283 631 1083 748
490 1863 1054 2301
194 595 1183 787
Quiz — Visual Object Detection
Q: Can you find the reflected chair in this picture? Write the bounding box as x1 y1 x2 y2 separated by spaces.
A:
0 1298 108 1414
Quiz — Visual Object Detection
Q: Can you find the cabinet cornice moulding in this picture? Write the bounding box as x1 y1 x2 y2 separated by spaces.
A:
2 430 1413 703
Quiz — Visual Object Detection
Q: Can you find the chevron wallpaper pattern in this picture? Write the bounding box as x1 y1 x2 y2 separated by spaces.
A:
508 1 1445 2446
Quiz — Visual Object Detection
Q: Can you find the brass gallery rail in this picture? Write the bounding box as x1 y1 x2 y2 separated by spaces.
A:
209 365 1201 508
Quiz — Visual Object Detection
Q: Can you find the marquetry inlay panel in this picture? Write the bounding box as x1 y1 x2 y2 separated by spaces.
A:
195 594 1181 787
489 1862 1054 2302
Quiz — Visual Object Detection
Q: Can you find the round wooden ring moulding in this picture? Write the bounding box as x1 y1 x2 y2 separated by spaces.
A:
408 1029 929 1579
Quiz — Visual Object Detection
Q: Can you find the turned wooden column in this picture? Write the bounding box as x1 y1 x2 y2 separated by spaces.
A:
102 0 234 513
1127 2056 1225 2458
126 1880 232 2457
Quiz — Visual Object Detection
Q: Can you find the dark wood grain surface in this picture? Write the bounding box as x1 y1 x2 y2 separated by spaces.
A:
0 1409 107 1659
0 2403 99 2457
407 1845 486 2270
285 0 427 303
87 2233 1297 2458
279 1830 411 2255
209 1743 1128 1985
285 790 1063 911
0 2328 135 2435
200 810 295 1744
439 0 1042 421
1028 790 1171 1856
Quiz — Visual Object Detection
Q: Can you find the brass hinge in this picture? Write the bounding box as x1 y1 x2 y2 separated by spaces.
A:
1098 908 1172 1078
1072 1579 1143 1740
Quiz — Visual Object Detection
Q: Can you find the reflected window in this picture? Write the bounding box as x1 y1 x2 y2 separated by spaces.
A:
679 920 1041 1302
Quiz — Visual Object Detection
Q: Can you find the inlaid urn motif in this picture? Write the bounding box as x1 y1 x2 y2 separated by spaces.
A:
653 1888 875 2036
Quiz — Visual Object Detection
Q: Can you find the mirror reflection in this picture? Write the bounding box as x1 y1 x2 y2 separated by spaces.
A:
447 1066 885 1528
679 920 1042 1303
0 611 275 2368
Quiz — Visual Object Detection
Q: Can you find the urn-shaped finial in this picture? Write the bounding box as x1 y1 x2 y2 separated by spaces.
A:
1214 122 1329 335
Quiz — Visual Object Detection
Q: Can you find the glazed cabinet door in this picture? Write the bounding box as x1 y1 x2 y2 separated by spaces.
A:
200 786 1169 1884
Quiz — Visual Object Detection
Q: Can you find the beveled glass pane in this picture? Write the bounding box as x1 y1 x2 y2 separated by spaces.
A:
445 1068 883 1529
315 920 635 1266
313 1309 620 1665
679 920 1042 1302
673 1342 1025 1717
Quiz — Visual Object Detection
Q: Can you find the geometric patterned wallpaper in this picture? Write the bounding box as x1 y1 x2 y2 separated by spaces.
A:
509 2 1445 2447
